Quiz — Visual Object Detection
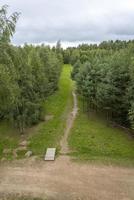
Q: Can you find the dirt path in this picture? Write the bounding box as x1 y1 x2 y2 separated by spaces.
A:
60 91 78 154
0 157 134 200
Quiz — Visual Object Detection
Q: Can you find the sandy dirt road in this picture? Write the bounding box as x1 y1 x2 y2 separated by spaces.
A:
0 156 134 200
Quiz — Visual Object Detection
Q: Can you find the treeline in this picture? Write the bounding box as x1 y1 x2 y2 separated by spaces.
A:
0 5 62 133
63 41 134 129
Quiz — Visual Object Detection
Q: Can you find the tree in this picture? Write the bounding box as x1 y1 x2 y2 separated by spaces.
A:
0 5 19 43
70 49 80 65
63 48 71 64
71 60 81 80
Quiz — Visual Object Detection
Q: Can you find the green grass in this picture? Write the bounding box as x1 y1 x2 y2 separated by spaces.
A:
29 64 74 156
0 121 19 160
68 96 134 166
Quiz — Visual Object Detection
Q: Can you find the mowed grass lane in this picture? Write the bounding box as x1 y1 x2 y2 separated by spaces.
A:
29 65 73 155
68 97 134 166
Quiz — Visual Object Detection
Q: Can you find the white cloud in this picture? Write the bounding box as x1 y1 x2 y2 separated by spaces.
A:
0 0 134 47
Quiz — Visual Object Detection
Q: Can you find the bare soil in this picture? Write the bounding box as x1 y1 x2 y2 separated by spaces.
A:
0 156 134 200
60 92 78 154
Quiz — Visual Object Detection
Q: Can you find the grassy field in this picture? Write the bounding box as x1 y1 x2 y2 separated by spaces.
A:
0 65 73 159
68 96 134 166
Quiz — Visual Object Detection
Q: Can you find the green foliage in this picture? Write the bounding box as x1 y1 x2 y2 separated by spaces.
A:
70 49 80 65
71 60 81 80
63 48 71 64
70 41 134 128
0 44 62 133
127 59 134 129
129 103 134 129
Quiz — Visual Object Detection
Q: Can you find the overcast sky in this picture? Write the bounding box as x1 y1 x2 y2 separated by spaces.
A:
0 0 134 47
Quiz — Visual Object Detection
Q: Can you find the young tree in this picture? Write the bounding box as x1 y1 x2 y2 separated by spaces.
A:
0 5 19 43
